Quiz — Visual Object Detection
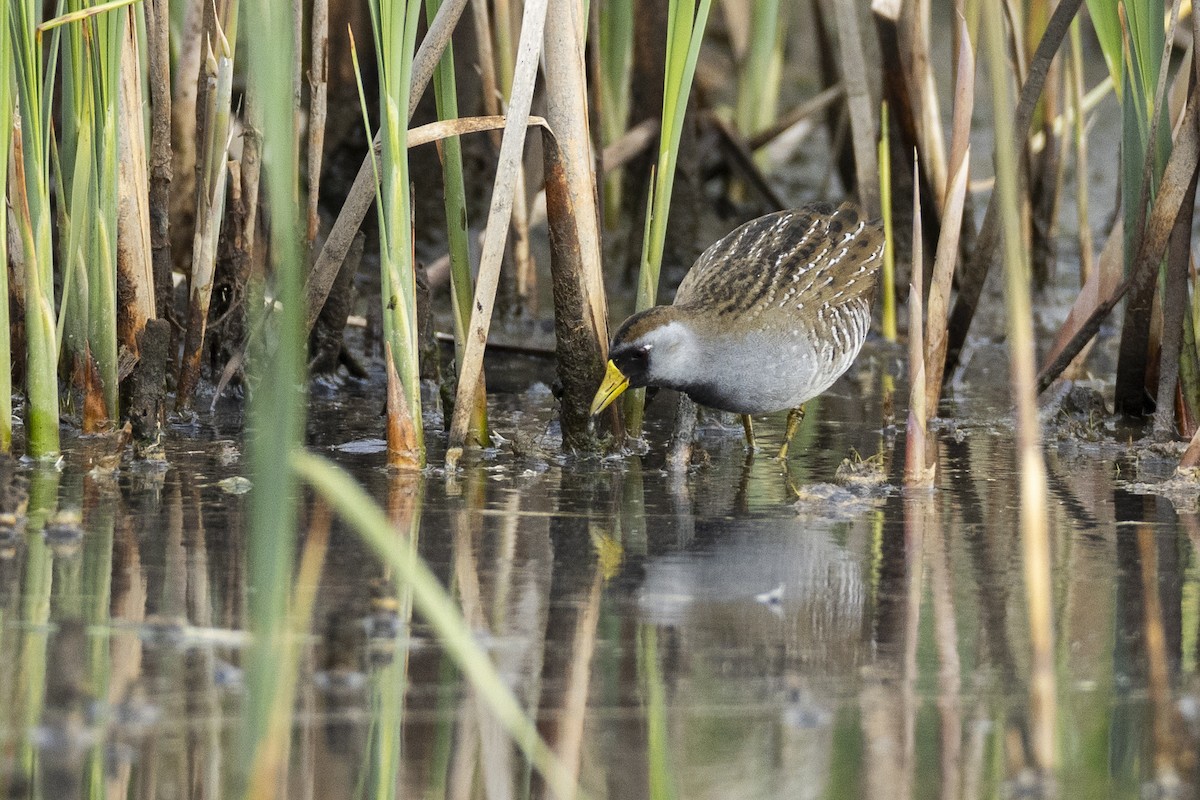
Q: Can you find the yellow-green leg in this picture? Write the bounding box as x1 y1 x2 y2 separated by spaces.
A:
777 405 806 460
741 414 756 450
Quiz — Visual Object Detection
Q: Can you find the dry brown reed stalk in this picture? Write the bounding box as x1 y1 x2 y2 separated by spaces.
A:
302 0 468 334
942 0 1084 382
905 162 934 488
1038 84 1200 394
1158 11 1200 438
809 0 856 194
1155 156 1199 439
923 17 973 419
1039 225 1122 383
982 0 1055 775
834 0 879 216
447 0 549 454
483 0 537 317
903 0 947 202
169 0 206 274
115 7 155 357
873 0 943 277
542 0 609 452
306 0 330 243
144 0 172 320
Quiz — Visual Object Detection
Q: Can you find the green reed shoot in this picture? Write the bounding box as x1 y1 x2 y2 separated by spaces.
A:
624 0 714 436
57 1 124 427
599 0 634 227
10 0 61 458
365 0 425 466
241 0 307 789
1112 0 1171 272
733 0 785 163
0 3 14 451
426 0 487 442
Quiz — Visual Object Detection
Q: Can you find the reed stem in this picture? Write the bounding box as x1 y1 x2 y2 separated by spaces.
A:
623 0 714 437
982 0 1056 774
426 0 488 442
11 0 61 458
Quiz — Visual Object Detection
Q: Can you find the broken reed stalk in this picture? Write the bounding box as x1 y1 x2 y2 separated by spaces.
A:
982 0 1056 775
0 5 12 451
115 7 156 359
923 16 973 419
941 0 1084 382
622 0 714 438
426 0 488 444
905 161 933 488
302 0 468 335
11 0 62 458
176 22 238 413
447 0 549 453
305 0 329 243
241 0 306 788
542 0 609 453
364 0 425 468
878 103 896 342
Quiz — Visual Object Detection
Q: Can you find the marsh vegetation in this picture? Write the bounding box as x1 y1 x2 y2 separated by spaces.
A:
2 0 1200 798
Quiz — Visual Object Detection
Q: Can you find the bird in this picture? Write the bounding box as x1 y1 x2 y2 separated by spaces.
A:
590 201 884 458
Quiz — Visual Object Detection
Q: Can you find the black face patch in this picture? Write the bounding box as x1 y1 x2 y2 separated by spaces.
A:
610 342 652 389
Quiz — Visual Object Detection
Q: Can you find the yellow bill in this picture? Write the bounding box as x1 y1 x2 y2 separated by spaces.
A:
590 360 630 416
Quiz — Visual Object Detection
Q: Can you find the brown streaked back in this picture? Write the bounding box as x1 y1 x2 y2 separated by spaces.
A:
673 203 884 324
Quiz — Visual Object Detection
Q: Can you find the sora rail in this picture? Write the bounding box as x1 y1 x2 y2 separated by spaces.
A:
590 202 884 458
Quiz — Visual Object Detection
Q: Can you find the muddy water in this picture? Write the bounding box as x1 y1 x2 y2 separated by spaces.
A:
0 337 1198 800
